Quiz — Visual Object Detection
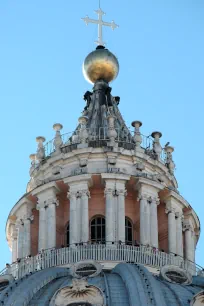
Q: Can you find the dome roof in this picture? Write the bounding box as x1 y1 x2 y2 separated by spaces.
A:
1 263 204 306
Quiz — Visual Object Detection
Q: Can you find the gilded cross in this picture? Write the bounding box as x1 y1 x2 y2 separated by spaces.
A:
82 7 118 46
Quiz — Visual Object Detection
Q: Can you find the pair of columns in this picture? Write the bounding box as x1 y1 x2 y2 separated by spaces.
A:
68 189 90 245
11 213 33 261
138 192 160 248
65 175 92 246
165 204 183 257
165 196 195 261
36 186 59 251
66 174 129 246
104 178 128 244
183 219 195 262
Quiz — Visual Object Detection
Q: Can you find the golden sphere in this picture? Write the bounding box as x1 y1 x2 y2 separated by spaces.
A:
83 47 119 84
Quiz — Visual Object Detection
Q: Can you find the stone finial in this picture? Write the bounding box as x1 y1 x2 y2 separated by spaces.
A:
107 114 117 147
151 131 162 159
36 136 46 162
164 145 175 175
53 123 63 154
78 116 89 148
29 154 36 176
132 120 142 153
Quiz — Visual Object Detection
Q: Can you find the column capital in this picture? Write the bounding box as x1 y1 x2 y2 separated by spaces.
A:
165 204 176 215
175 211 183 219
104 187 115 196
80 189 91 198
45 196 59 208
116 188 127 197
183 219 193 232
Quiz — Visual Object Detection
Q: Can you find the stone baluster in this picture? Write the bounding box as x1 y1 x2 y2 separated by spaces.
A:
183 219 194 262
23 215 34 257
151 131 162 159
116 188 127 244
68 191 78 246
46 197 59 249
29 154 36 177
81 189 90 244
150 196 159 248
105 186 115 244
131 120 142 153
175 211 183 257
78 116 89 148
53 123 63 154
107 114 117 147
165 205 177 254
16 219 24 259
164 145 176 175
36 201 47 251
10 224 18 263
36 136 46 162
138 193 150 246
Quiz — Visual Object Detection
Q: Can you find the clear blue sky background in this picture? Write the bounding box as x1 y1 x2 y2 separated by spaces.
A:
0 0 203 271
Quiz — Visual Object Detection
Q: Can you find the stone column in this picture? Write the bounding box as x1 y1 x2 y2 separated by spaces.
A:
37 202 47 251
139 193 150 246
81 189 90 244
23 216 33 257
175 211 183 257
68 191 78 246
46 197 59 249
183 220 194 262
150 196 159 248
165 205 177 254
116 188 127 244
11 225 18 263
17 221 24 259
105 187 115 244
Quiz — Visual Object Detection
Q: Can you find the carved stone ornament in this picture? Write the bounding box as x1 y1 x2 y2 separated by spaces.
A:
53 278 104 306
70 261 103 278
132 120 142 153
190 290 204 306
107 114 117 147
36 136 46 162
164 145 176 175
151 131 162 159
78 116 89 144
104 187 115 196
160 265 192 285
116 188 127 197
53 123 63 153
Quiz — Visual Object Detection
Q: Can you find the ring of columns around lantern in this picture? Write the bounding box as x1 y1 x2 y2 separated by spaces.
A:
5 144 200 276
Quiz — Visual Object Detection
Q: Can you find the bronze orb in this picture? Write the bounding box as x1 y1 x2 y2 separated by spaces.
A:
83 48 119 84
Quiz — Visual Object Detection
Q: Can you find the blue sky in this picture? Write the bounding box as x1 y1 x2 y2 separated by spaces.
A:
0 0 203 270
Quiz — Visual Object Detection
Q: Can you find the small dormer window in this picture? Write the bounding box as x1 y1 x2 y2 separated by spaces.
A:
160 265 192 285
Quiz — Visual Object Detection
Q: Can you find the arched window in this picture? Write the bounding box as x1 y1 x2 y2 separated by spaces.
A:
91 216 105 243
125 217 133 245
65 223 69 246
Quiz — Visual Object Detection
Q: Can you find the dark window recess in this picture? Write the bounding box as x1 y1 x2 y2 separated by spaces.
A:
125 218 133 245
66 223 69 246
91 216 105 243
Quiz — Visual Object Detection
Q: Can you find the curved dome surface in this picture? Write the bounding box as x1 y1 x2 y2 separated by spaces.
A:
1 263 204 306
